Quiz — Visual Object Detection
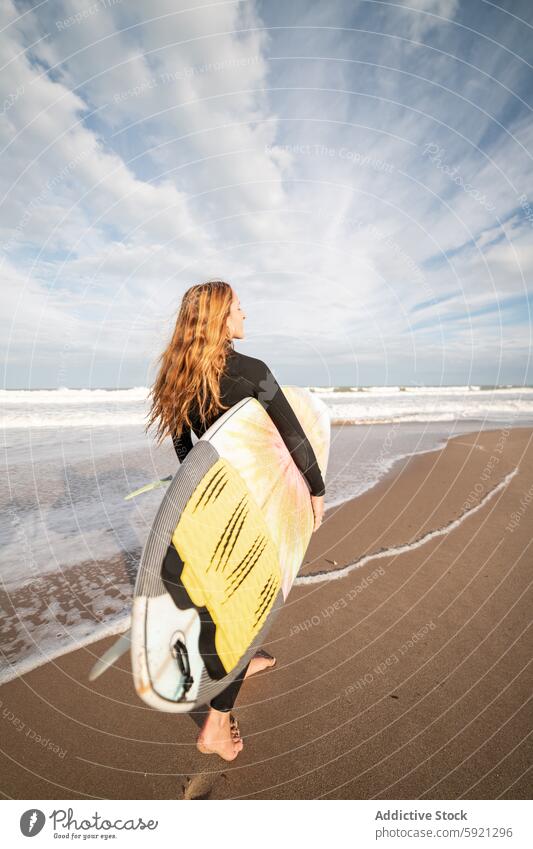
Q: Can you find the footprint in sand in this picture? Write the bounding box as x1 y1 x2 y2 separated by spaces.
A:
181 772 228 800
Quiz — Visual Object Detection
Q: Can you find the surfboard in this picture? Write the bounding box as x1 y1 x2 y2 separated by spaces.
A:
124 475 173 500
127 387 329 712
88 630 132 681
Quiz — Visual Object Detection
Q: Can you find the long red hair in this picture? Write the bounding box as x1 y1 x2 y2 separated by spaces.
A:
147 280 234 442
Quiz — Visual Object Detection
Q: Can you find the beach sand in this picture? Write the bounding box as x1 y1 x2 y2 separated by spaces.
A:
1 425 531 800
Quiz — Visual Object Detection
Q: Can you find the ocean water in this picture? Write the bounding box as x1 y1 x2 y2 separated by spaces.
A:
1 385 532 684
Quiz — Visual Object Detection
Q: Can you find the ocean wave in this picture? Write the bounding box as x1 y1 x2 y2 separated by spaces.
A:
1 386 532 429
0 387 150 404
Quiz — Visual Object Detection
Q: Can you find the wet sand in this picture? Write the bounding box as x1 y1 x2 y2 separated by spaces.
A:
1 426 531 799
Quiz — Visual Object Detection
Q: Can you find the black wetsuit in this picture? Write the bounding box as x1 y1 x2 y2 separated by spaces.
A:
173 346 325 496
172 345 326 711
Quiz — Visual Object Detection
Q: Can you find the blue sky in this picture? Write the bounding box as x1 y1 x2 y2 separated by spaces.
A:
1 0 532 388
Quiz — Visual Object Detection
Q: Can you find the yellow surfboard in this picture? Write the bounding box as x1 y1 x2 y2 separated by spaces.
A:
130 387 330 712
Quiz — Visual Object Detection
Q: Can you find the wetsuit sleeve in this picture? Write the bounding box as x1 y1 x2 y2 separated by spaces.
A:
252 359 326 497
172 424 194 464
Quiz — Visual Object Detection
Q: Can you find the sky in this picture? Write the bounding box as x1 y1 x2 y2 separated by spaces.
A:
1 0 532 388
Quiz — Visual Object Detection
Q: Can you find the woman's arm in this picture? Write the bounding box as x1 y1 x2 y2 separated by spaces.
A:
251 358 326 497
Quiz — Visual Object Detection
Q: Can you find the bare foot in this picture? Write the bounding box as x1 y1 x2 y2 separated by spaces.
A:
196 708 244 761
244 650 276 679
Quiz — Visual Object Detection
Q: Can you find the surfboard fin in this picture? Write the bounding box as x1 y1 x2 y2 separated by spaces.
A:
124 475 173 500
88 629 132 681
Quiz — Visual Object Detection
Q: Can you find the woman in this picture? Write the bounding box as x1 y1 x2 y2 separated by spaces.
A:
147 281 325 761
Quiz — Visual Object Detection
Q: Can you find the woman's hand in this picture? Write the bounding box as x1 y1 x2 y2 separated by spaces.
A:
310 494 324 532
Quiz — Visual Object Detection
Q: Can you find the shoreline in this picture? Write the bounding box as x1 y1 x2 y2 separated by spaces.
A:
0 425 531 799
0 421 517 686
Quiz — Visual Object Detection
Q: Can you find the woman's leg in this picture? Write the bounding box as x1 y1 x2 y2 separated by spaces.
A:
209 650 277 710
209 660 251 712
197 653 276 759
196 661 250 760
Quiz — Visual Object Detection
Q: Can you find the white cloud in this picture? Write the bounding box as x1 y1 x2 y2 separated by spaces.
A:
1 0 531 386
398 0 460 40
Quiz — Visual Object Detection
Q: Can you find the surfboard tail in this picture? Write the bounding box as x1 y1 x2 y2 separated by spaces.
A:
88 629 132 681
124 475 173 501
